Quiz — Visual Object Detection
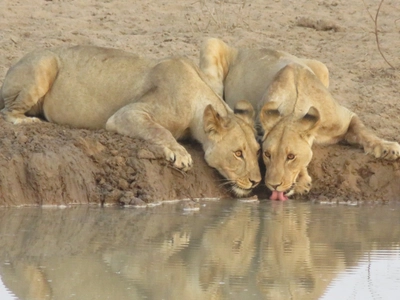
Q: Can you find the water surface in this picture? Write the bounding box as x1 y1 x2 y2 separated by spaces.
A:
0 200 399 300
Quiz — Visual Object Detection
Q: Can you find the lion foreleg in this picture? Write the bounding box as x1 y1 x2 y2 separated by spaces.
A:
344 115 400 160
287 167 312 197
106 105 193 171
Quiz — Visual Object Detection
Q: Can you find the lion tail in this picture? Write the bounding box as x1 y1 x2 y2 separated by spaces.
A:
0 86 4 110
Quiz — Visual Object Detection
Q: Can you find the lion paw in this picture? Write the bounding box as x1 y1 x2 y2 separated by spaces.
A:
368 141 400 161
289 172 312 196
163 145 193 171
2 113 42 124
13 117 42 124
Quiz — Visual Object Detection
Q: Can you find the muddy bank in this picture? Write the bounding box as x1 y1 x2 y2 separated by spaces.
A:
308 145 400 203
0 119 231 206
0 116 399 206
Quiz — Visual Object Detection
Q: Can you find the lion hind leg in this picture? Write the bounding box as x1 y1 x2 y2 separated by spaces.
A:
302 59 330 88
199 38 237 97
1 51 59 124
344 115 400 160
24 265 52 299
106 105 193 171
2 90 44 124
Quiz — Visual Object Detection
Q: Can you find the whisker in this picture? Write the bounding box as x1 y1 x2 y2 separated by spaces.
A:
219 181 234 188
229 185 235 195
216 178 231 183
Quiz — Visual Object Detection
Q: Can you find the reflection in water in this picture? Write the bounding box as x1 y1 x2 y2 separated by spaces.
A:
0 201 399 300
322 250 400 300
0 275 16 299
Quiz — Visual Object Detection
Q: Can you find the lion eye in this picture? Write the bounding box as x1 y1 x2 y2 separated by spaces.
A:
264 151 271 158
234 150 243 158
287 153 295 160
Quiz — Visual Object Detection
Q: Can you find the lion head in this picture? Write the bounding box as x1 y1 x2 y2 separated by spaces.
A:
202 101 261 197
260 102 320 199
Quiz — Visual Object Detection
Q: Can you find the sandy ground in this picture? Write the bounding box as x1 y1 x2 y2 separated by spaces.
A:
0 0 399 206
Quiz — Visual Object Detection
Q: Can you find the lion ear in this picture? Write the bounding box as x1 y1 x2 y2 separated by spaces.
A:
233 100 255 126
259 101 282 134
299 106 320 133
203 104 229 139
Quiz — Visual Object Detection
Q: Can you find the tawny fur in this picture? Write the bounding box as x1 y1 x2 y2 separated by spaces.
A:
0 45 262 196
200 38 400 196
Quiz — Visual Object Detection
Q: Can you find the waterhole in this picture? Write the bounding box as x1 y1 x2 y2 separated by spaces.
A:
0 200 399 299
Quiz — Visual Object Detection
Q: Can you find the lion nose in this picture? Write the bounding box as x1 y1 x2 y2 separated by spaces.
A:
250 179 260 188
271 183 282 190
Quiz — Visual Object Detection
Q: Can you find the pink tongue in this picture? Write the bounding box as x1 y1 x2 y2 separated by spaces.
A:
270 190 288 201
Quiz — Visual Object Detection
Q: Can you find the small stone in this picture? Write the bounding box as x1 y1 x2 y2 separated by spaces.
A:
118 178 129 190
238 195 259 202
129 197 147 207
181 200 200 211
137 148 157 160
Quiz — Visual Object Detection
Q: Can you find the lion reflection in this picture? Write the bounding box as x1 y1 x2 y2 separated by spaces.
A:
0 203 399 299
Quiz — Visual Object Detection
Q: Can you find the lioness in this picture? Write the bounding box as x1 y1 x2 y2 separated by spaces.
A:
200 38 400 200
0 46 261 196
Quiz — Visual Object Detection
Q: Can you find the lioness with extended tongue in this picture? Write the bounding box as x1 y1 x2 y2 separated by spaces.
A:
200 38 400 200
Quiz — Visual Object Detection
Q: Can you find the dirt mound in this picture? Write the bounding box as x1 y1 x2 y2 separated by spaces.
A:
0 118 230 206
0 116 399 206
308 145 400 203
